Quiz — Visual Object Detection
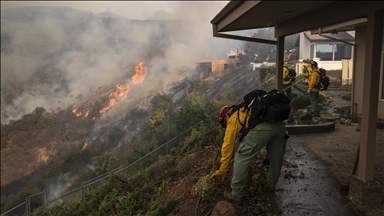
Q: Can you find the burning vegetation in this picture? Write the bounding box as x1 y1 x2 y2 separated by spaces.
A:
99 61 147 114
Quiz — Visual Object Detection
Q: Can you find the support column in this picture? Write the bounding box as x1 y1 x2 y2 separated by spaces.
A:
358 9 383 181
276 36 285 91
350 9 383 210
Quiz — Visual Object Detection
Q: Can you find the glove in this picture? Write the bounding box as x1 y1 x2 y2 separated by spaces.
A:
307 89 310 93
210 169 226 182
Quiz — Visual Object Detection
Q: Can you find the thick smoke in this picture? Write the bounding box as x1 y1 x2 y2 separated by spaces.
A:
1 3 243 124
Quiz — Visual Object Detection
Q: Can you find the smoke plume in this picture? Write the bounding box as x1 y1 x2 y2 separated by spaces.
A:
1 3 243 124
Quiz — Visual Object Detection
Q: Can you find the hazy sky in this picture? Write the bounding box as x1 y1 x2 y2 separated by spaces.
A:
1 1 228 20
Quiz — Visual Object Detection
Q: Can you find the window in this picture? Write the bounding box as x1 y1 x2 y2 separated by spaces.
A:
334 44 352 60
315 43 352 61
316 44 333 61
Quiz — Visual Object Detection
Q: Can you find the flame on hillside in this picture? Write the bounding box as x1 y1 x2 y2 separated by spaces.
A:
72 109 82 117
99 84 131 113
82 142 88 150
72 109 90 118
132 61 147 84
83 110 89 119
72 109 89 119
99 61 147 114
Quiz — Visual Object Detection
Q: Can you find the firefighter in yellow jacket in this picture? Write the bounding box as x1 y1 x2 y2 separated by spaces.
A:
211 102 288 204
210 106 249 182
283 66 293 100
307 61 321 117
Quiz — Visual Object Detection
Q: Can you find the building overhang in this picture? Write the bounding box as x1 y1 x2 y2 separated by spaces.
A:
211 1 383 42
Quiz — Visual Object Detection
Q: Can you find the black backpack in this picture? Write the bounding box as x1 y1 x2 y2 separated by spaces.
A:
284 66 297 82
314 68 330 91
234 89 291 142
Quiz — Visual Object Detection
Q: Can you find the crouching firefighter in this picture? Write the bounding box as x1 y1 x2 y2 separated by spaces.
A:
210 89 290 205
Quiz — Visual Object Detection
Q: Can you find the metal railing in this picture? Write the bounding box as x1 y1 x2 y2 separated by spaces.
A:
1 74 284 216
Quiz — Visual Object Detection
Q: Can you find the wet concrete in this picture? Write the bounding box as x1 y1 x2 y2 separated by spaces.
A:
273 124 384 215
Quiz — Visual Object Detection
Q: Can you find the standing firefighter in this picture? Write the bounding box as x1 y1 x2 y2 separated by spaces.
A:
307 61 321 117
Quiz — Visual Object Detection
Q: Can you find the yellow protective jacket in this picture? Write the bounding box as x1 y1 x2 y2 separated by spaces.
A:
218 107 250 174
283 67 291 85
304 63 313 77
308 68 320 93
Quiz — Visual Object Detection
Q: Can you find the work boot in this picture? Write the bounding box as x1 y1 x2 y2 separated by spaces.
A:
223 190 243 205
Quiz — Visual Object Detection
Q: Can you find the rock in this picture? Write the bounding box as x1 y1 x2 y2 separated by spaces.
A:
260 149 267 157
211 200 240 216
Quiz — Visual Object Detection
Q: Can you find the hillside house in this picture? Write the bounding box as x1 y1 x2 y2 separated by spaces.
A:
196 49 245 78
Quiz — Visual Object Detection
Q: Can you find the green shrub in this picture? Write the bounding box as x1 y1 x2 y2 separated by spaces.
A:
92 154 121 176
259 65 276 81
191 175 215 202
37 114 57 130
342 94 351 101
146 195 180 216
290 96 311 109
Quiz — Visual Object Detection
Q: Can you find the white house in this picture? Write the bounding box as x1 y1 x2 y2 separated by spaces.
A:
296 30 355 84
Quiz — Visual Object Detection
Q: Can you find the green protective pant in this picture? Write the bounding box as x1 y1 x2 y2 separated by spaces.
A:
309 91 319 113
231 121 287 197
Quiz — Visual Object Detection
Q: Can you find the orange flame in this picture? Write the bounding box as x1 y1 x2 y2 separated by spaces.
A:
99 84 130 113
72 109 82 117
82 142 88 150
82 110 89 119
125 124 128 131
132 61 147 84
99 61 147 113
72 109 90 118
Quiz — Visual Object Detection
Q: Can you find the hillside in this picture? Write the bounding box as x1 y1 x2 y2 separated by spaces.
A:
1 5 209 211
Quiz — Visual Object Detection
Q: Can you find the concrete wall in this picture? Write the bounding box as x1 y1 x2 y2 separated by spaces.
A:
299 32 311 60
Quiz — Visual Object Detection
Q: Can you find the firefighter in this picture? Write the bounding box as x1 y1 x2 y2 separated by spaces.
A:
307 61 321 117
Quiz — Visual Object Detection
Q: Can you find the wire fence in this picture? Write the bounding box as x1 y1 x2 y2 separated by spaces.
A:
1 74 287 216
